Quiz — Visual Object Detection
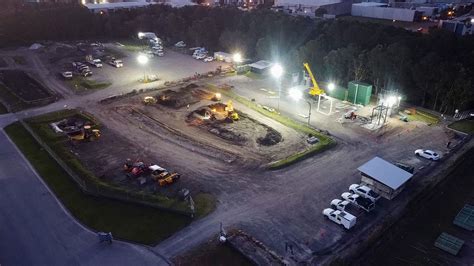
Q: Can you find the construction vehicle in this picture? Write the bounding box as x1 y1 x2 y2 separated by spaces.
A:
123 159 148 178
158 172 180 186
303 63 325 96
68 125 101 142
143 96 157 105
225 100 239 121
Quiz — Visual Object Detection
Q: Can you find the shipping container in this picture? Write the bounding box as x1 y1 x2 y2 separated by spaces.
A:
348 81 372 106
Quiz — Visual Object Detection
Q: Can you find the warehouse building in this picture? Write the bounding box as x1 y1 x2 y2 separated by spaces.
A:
358 157 413 200
351 2 422 22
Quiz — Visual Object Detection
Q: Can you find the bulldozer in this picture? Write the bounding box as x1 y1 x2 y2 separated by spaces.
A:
68 125 100 142
143 96 157 105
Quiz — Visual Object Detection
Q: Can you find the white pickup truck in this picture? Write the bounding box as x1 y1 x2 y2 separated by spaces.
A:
341 192 375 212
108 58 123 68
322 208 357 229
330 199 350 211
349 184 381 202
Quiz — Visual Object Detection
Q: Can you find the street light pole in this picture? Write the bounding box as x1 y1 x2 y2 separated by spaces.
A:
306 100 312 126
277 77 281 113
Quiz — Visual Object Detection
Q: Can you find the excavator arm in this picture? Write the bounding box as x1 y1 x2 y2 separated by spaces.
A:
303 63 325 96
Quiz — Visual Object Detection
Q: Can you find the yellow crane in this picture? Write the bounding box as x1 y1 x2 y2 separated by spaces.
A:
303 63 325 96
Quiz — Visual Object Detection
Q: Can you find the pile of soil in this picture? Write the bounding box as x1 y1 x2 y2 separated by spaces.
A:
208 126 247 143
157 84 201 108
257 128 282 146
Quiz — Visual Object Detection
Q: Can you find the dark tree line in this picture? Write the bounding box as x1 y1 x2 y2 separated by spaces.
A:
1 4 473 113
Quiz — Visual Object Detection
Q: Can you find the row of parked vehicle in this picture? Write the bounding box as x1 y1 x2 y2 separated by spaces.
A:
322 184 381 230
192 47 214 62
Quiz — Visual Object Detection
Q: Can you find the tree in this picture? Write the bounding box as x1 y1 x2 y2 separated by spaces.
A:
314 8 327 17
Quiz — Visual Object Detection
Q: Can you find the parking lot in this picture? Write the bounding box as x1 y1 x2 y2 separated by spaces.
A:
37 42 229 94
1 40 469 264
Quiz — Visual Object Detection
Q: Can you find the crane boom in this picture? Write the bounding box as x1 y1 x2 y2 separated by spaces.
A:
303 62 325 96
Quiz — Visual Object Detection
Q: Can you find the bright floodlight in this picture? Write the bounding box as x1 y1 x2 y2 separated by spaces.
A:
328 83 335 91
137 54 148 65
398 96 402 100
471 18 474 24
233 53 242 63
271 63 283 78
387 96 396 107
138 32 145 39
288 87 303 101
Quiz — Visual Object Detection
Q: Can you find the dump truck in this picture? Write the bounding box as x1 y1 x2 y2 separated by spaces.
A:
68 125 101 142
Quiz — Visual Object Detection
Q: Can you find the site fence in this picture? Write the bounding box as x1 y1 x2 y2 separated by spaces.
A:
20 120 194 217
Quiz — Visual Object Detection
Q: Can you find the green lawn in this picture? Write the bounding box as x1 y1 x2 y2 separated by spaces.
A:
0 102 8 114
406 110 439 125
5 122 192 245
448 119 474 134
67 76 111 92
209 84 335 169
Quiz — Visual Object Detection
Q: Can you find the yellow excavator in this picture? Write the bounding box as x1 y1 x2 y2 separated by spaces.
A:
303 63 325 96
69 125 101 142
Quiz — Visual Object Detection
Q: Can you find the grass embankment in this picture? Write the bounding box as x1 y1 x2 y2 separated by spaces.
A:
210 85 335 169
448 119 474 135
405 109 439 125
67 76 111 92
0 102 8 114
5 122 192 245
115 39 148 52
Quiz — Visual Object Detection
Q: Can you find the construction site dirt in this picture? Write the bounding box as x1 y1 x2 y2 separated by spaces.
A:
69 83 311 200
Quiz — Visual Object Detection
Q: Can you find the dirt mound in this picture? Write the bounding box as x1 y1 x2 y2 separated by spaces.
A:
208 125 247 144
156 84 203 108
257 128 282 146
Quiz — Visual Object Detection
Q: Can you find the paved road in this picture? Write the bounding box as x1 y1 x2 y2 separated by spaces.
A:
0 129 166 265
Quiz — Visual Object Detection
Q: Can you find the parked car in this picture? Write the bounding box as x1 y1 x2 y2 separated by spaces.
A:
307 136 319 144
415 149 440 161
322 208 357 229
395 162 415 174
87 58 102 68
203 56 214 62
108 58 123 68
174 41 186 47
341 192 375 212
81 70 92 77
195 54 206 60
330 199 350 211
61 71 73 79
349 184 381 202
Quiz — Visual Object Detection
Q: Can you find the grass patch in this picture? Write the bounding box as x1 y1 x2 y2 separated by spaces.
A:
194 193 217 218
0 101 8 114
5 122 191 245
12 55 27 65
406 110 439 125
67 76 111 92
448 119 474 134
209 84 335 169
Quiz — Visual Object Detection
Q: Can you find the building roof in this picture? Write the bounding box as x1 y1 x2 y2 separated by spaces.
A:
84 2 153 10
248 60 272 70
352 2 387 7
358 157 413 190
